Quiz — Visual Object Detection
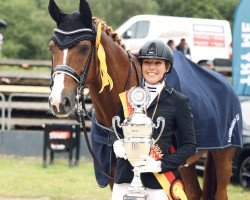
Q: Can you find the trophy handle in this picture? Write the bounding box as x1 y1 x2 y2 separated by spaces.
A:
112 116 123 141
153 117 165 144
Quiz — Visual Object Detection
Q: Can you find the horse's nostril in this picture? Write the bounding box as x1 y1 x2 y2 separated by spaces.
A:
63 97 71 108
48 97 52 106
52 105 57 111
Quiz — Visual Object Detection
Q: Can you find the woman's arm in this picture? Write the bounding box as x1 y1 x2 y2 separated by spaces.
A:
160 94 197 172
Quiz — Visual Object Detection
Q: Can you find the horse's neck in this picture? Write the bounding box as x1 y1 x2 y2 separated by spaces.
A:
88 33 140 127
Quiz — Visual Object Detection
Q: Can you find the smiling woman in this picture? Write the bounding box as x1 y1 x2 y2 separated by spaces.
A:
110 40 196 200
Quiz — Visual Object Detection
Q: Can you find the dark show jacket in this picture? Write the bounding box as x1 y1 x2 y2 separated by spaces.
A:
110 84 197 189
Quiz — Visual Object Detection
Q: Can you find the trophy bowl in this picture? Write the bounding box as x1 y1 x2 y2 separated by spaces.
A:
121 112 154 166
112 87 165 200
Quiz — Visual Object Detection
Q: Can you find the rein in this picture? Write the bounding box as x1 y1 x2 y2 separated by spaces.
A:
76 94 114 179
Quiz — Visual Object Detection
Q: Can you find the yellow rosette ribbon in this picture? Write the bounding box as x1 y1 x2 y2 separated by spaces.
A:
95 21 113 93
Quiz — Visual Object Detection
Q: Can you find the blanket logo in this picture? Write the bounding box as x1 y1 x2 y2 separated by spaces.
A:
228 114 240 143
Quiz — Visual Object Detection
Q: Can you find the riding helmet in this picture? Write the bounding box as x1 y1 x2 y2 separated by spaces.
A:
138 40 174 73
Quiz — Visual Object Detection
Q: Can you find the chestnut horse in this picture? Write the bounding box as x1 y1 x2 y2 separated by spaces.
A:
48 0 241 199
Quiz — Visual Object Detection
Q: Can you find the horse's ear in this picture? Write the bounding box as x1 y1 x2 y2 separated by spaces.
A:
79 0 93 29
48 0 65 26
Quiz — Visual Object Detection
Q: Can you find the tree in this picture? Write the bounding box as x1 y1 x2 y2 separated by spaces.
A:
88 0 159 28
0 0 55 59
156 0 239 26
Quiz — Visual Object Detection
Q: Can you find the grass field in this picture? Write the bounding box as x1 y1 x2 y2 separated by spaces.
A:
0 156 111 200
0 156 249 200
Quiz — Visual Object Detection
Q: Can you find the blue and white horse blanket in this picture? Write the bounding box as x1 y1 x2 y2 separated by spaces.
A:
168 50 242 149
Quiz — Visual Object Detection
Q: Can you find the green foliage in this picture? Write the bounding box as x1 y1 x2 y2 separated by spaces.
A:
54 0 159 28
156 0 239 26
0 0 240 60
88 0 159 28
0 0 55 59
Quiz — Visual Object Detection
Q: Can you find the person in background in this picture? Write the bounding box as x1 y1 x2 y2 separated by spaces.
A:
176 38 191 59
111 40 197 200
198 60 215 70
167 39 175 50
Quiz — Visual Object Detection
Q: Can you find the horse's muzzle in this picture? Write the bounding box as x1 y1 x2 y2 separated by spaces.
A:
49 96 72 117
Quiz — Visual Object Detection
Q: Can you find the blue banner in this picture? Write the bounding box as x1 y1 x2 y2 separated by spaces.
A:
233 0 250 95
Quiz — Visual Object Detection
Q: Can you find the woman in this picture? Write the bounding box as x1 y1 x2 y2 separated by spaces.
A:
111 40 197 200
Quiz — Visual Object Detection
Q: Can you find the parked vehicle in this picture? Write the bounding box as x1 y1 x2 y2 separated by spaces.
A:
196 96 250 188
116 15 232 64
234 96 250 188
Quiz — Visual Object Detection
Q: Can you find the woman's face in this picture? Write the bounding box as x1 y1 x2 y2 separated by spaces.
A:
142 58 168 84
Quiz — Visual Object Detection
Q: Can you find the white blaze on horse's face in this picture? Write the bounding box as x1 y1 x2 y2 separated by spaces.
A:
50 73 66 113
49 49 71 117
62 49 68 65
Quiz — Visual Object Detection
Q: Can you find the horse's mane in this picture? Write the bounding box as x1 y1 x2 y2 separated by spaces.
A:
93 17 126 50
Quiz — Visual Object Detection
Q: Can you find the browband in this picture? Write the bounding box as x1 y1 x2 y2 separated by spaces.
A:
54 28 93 35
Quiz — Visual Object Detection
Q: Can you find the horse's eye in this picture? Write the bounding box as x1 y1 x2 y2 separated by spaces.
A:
49 41 55 52
80 45 90 55
49 44 54 52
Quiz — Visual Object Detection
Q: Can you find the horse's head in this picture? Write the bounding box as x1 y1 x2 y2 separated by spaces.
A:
48 0 95 117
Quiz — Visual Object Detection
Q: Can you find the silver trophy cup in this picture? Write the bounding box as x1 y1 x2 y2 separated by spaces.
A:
112 87 165 200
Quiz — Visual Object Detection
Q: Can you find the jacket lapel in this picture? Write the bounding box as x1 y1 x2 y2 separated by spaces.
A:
147 84 173 110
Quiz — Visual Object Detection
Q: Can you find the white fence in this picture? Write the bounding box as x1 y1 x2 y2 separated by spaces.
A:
0 87 91 131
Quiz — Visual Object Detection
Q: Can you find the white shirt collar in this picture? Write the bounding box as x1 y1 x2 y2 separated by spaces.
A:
145 81 165 107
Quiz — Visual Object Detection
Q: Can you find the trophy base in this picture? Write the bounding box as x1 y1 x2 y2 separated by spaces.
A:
123 193 147 200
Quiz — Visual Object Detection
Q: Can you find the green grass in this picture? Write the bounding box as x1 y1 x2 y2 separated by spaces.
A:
0 156 111 200
0 156 249 200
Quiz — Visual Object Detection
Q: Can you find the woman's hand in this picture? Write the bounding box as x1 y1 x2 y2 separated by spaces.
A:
134 155 162 173
113 140 127 159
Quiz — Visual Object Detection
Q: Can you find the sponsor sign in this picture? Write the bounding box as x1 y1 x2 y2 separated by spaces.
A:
233 0 250 95
194 34 225 47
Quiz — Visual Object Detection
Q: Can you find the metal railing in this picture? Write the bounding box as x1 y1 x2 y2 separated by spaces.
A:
7 93 49 130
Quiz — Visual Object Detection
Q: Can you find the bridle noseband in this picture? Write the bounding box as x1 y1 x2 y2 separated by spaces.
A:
53 65 81 83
